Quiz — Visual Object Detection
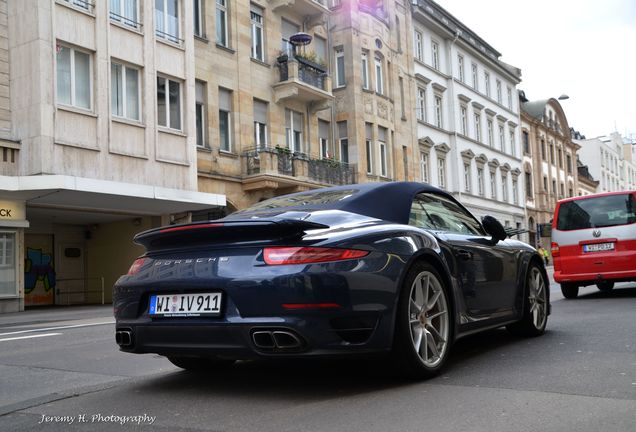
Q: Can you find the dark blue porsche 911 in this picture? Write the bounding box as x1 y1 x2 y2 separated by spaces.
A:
113 182 549 378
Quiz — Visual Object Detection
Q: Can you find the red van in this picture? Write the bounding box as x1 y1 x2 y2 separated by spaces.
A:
552 190 636 298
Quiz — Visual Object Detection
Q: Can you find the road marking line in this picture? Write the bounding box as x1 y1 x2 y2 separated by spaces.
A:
0 321 115 337
0 333 62 342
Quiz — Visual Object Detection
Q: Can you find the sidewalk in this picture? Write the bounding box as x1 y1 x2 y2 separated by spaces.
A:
0 305 114 328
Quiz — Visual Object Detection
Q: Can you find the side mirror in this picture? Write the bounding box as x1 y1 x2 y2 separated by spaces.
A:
482 216 507 243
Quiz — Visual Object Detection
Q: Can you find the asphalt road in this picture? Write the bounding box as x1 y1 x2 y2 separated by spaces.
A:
0 273 634 432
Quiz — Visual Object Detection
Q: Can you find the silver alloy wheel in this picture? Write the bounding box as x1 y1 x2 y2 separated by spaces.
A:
528 267 548 329
408 271 449 368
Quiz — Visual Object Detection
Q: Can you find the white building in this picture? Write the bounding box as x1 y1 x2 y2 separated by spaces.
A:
0 0 225 312
410 0 525 233
575 132 636 193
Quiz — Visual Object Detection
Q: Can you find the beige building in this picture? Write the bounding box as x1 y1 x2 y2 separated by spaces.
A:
0 0 225 312
520 92 579 247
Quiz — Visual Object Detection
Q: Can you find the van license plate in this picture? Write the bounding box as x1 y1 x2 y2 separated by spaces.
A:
149 293 222 317
583 243 615 253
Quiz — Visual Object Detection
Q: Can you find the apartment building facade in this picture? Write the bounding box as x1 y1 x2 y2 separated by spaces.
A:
520 93 579 247
409 0 526 234
0 0 225 312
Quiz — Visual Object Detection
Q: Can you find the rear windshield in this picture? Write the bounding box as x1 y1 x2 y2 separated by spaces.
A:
557 193 636 231
237 189 359 213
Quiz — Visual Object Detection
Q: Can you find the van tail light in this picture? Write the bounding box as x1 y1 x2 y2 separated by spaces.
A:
127 258 147 275
551 242 560 258
263 247 369 265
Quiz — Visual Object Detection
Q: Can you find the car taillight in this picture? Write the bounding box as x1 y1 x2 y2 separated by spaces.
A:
159 223 223 234
263 247 369 265
127 258 147 275
551 242 560 258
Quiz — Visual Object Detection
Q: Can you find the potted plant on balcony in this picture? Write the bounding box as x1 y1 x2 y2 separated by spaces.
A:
294 51 327 72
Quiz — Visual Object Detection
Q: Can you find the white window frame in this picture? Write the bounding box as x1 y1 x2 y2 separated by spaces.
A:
471 63 478 90
434 95 443 128
193 0 204 37
250 5 264 61
216 0 229 47
56 43 93 111
379 140 388 177
437 157 446 189
431 40 439 70
457 54 464 82
0 231 17 298
366 138 373 174
498 124 505 152
111 61 141 121
195 80 207 148
507 86 513 109
484 71 490 97
487 119 494 146
285 108 303 153
361 51 369 90
157 75 182 130
219 89 233 152
474 113 482 142
374 56 384 95
509 129 516 156
110 0 140 29
460 105 467 135
417 87 426 122
502 173 508 202
512 178 518 204
420 151 429 183
464 163 471 193
62 0 92 12
496 79 502 104
155 0 181 44
490 171 496 199
335 49 345 88
414 31 423 61
477 167 484 196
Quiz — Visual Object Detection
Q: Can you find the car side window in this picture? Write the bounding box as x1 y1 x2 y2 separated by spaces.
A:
409 193 484 235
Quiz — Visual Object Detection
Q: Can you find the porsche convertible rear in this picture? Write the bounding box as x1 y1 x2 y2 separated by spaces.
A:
113 218 404 360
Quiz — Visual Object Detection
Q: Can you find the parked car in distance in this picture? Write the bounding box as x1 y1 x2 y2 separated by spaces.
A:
114 182 549 379
552 190 636 298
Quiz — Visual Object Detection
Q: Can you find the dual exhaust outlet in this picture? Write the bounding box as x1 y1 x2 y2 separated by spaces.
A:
115 329 133 347
252 329 304 350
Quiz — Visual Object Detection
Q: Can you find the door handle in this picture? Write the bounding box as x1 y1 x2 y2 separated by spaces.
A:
455 249 473 261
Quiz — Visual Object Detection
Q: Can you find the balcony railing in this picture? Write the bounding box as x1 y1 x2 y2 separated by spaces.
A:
278 55 328 91
243 146 356 186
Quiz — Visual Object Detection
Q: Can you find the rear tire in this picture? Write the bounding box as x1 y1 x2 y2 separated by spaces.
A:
507 264 549 337
167 356 236 371
391 262 452 380
597 281 614 292
561 283 579 299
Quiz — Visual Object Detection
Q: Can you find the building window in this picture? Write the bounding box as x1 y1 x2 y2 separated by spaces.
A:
285 108 303 153
335 49 345 87
420 151 429 183
543 176 548 191
414 30 423 61
216 0 228 46
361 51 369 89
155 0 180 44
541 139 546 160
477 167 484 196
111 61 139 121
281 19 299 56
318 120 330 159
471 63 478 90
460 105 467 135
253 99 268 150
431 40 439 70
507 86 513 109
525 172 533 197
0 232 16 297
438 157 446 189
219 87 232 151
496 79 502 104
490 171 496 198
457 54 464 82
374 56 384 94
62 0 92 12
56 44 91 110
502 174 508 202
558 149 563 168
434 95 443 128
194 81 207 147
193 0 204 37
560 182 565 198
110 0 140 28
512 178 518 204
498 124 505 152
487 119 494 147
550 142 555 164
464 163 471 192
509 129 516 156
338 121 348 163
378 127 388 176
250 5 264 61
417 88 426 122
365 123 373 174
566 154 572 174
157 76 181 130
523 130 530 154
484 71 490 97
552 179 556 194
474 113 482 142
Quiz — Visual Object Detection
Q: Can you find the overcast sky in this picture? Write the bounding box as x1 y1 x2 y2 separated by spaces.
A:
436 0 636 140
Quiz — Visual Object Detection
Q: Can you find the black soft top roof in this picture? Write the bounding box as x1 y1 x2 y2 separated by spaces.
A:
229 182 451 225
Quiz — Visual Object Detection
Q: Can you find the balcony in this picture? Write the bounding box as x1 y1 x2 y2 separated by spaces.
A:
274 56 333 105
242 147 356 191
268 0 330 17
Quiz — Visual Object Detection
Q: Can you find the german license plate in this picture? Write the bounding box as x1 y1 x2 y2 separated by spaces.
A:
583 243 615 253
149 293 222 317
